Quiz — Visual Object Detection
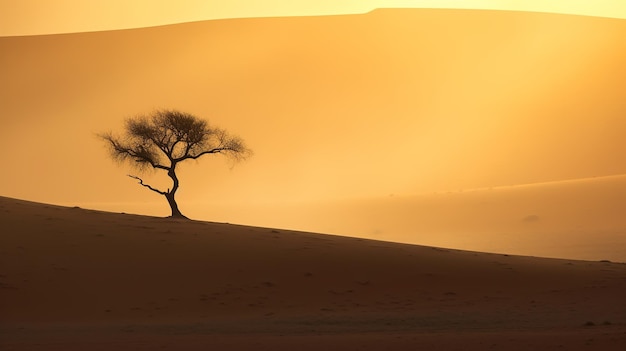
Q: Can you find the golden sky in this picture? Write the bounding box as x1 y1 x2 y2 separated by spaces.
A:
2 8 624 200
2 0 626 36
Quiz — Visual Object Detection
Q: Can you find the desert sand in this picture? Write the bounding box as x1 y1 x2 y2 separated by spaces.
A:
1 195 625 350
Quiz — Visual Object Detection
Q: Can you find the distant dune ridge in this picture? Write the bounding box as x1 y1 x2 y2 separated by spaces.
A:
295 174 626 262
1 195 626 350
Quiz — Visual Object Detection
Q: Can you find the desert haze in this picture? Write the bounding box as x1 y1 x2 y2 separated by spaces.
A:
1 196 626 350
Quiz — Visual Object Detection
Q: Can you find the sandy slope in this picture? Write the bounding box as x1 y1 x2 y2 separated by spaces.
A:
1 196 625 350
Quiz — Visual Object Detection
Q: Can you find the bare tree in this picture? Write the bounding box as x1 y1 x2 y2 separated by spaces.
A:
99 109 251 219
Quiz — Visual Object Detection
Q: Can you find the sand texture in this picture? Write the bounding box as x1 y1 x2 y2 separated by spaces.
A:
1 196 625 350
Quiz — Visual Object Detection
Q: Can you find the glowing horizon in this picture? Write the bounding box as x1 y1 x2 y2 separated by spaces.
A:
1 0 626 36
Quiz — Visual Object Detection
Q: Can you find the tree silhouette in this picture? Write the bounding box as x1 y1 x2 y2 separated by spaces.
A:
99 109 251 219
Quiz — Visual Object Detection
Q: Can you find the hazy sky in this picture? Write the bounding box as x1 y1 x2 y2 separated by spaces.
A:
2 0 626 36
2 7 624 203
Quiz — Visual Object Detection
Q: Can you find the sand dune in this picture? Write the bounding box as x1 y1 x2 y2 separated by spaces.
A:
320 174 626 261
1 196 626 350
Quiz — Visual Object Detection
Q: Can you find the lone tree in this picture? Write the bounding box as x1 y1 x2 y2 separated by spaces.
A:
99 109 251 219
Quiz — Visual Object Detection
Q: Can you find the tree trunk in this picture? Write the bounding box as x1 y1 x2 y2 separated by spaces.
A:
165 193 187 219
166 164 188 219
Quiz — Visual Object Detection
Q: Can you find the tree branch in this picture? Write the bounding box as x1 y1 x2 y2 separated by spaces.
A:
131 159 169 171
127 175 168 195
101 134 153 164
155 164 170 170
176 147 225 162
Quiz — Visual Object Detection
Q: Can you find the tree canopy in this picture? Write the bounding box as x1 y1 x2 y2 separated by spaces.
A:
100 109 251 218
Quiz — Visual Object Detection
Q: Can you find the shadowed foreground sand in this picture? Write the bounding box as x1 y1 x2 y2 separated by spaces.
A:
1 196 625 350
